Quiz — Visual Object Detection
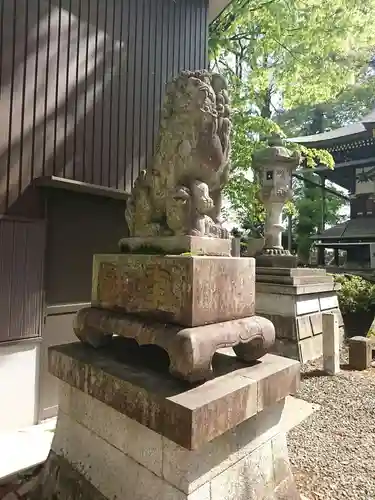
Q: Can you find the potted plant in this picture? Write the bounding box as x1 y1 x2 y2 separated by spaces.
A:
334 274 375 337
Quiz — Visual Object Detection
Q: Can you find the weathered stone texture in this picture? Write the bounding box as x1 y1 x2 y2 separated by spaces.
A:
31 336 308 500
31 452 107 500
124 71 231 241
34 385 305 500
58 381 287 495
349 336 373 371
92 254 255 327
74 308 276 383
323 312 340 375
35 412 301 500
48 341 300 450
252 135 300 263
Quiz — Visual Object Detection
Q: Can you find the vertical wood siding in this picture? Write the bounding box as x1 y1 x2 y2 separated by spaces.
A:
0 0 208 213
0 218 45 342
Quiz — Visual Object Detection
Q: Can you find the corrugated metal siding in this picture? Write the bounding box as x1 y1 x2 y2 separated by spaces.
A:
0 218 45 342
0 0 208 213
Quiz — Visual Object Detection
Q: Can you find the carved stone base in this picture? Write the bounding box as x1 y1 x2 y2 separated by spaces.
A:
118 235 231 256
74 307 276 383
256 252 298 268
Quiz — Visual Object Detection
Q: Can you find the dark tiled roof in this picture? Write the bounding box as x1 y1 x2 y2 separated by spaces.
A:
289 108 375 145
313 218 375 241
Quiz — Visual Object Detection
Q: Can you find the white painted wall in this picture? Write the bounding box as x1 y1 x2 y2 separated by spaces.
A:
0 341 40 431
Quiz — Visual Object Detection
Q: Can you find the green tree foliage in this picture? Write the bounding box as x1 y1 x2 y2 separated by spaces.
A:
210 0 375 114
276 75 375 136
209 0 375 243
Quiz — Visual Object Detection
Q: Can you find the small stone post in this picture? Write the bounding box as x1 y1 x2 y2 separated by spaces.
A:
349 336 372 370
231 237 241 257
323 312 340 375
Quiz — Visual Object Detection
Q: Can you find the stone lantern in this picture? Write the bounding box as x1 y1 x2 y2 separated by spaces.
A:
252 133 301 268
250 134 342 366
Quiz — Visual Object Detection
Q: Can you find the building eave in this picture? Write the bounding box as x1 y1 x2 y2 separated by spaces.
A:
208 0 233 23
289 107 375 146
288 123 367 146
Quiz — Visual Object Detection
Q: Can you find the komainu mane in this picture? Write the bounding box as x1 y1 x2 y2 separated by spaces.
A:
125 70 231 239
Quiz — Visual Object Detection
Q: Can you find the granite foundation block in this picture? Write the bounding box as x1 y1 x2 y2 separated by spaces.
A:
35 384 305 500
48 341 300 449
92 254 255 327
32 342 309 499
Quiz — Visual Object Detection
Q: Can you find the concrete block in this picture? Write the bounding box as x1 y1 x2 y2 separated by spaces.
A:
210 440 275 500
270 339 300 360
296 315 313 340
309 313 323 336
58 382 163 476
118 235 231 257
349 336 373 371
272 434 291 486
263 315 297 340
162 400 285 494
323 312 340 375
256 293 296 316
299 335 323 363
36 374 316 500
52 411 208 500
274 473 301 499
319 294 339 311
239 354 300 411
296 297 320 316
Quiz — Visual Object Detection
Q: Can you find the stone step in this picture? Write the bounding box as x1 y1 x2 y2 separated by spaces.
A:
256 282 336 296
256 267 328 277
256 275 333 286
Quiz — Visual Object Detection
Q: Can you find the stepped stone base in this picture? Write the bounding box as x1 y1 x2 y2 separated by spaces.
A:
31 341 309 500
256 267 343 363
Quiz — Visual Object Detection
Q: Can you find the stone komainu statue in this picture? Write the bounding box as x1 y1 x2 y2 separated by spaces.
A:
125 70 231 239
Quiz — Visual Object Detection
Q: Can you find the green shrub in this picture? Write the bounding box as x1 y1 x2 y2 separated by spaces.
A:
334 274 375 314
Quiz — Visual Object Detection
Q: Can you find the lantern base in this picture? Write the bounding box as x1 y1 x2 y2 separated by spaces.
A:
256 249 298 268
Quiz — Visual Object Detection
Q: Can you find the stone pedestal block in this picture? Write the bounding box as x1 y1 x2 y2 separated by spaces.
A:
255 267 344 363
92 254 255 327
78 252 276 382
323 312 340 375
32 341 311 500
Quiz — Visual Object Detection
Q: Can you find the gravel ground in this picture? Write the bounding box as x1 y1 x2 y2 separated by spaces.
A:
288 346 375 500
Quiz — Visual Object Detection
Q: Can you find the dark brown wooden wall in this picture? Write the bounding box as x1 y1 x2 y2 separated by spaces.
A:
0 217 45 341
44 188 127 305
0 0 208 214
